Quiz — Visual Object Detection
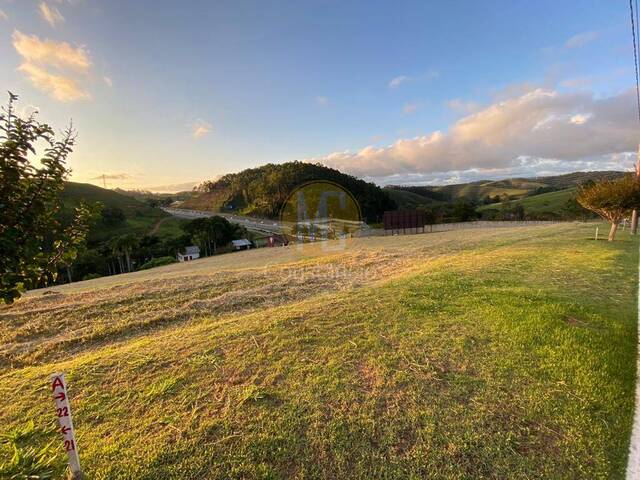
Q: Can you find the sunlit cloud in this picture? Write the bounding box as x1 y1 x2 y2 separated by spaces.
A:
103 76 113 87
570 113 592 125
0 10 8 21
192 119 212 138
565 31 599 49
12 31 91 72
447 98 480 114
12 30 92 102
17 62 89 102
39 2 65 27
307 87 637 183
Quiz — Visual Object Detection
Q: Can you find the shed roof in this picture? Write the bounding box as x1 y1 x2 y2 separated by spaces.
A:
232 239 252 247
184 245 200 254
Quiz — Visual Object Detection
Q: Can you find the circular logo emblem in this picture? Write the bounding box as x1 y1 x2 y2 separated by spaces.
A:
279 181 362 243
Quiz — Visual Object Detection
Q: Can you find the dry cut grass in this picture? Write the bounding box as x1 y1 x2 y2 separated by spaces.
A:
0 223 637 479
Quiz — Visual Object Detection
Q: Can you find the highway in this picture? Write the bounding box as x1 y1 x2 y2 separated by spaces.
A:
162 207 283 235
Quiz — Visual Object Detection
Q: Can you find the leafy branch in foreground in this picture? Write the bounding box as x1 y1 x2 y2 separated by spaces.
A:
576 174 640 241
0 92 96 304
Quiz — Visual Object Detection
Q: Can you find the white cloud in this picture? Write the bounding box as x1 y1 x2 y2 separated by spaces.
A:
307 88 637 183
0 10 8 21
315 96 329 106
389 75 409 89
103 76 113 87
17 62 89 101
403 102 420 114
12 31 91 71
565 31 599 49
389 71 438 89
39 2 65 27
447 98 480 114
192 119 212 138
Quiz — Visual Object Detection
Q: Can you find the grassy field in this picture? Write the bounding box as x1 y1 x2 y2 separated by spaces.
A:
0 223 638 479
478 188 577 216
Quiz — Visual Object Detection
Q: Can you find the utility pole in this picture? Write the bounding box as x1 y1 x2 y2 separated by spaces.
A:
632 143 640 234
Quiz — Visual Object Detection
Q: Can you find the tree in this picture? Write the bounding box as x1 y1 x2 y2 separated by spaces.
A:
115 234 138 272
452 201 478 222
0 92 93 303
182 217 210 255
100 206 126 227
576 175 640 241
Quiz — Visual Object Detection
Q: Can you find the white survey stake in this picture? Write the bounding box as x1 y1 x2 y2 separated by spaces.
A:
51 373 82 479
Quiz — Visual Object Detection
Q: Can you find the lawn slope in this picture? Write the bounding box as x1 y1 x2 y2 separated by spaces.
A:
0 223 637 479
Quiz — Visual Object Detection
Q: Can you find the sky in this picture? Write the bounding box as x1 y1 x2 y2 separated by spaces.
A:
1 0 639 191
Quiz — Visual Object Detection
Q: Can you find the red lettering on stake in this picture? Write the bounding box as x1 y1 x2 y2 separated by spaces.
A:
51 377 64 391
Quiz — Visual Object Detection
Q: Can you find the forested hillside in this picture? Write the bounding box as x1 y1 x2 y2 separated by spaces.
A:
387 171 626 204
386 171 628 221
57 182 187 281
183 161 396 222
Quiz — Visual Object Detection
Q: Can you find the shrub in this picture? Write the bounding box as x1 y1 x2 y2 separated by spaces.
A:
138 256 176 270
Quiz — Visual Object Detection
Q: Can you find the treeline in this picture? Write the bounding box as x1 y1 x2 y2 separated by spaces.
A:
58 210 246 283
196 161 396 222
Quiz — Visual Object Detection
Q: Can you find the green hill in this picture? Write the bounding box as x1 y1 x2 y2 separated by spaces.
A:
384 188 442 209
182 161 396 222
478 188 580 218
390 171 627 207
61 182 183 241
62 182 162 218
389 179 545 204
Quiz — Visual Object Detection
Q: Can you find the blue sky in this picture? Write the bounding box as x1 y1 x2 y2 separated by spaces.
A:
0 0 637 190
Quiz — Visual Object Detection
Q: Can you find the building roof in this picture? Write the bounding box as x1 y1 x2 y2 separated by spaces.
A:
184 245 200 254
232 239 252 247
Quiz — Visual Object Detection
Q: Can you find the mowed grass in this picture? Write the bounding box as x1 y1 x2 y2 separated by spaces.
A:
0 223 638 479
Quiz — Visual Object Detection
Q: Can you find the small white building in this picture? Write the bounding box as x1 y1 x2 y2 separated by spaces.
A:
231 239 252 251
177 245 200 262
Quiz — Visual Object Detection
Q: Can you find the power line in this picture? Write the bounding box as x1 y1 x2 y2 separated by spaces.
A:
630 0 640 125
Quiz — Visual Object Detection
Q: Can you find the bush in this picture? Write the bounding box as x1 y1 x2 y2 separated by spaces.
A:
82 273 102 281
138 256 176 270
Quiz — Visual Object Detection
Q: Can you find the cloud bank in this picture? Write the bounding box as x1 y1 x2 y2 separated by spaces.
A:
308 88 637 184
